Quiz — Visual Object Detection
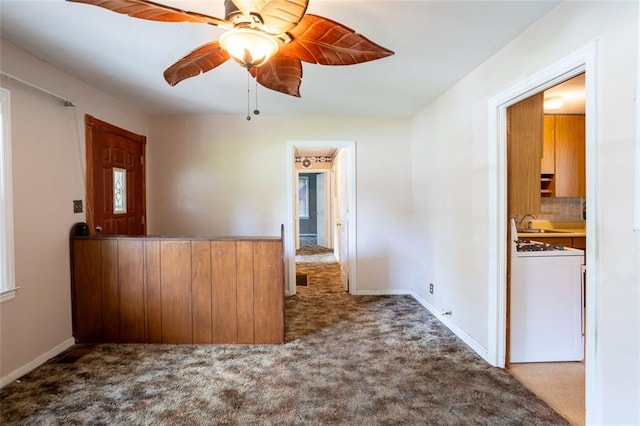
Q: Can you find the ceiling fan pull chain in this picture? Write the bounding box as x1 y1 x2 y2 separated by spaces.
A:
246 71 251 121
254 72 260 116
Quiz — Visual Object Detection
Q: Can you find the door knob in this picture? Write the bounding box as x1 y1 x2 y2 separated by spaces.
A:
95 226 103 232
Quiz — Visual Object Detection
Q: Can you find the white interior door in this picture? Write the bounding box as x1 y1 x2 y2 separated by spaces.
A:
316 172 327 247
294 171 301 250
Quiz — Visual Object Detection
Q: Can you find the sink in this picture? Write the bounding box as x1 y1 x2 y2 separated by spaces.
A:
519 228 567 233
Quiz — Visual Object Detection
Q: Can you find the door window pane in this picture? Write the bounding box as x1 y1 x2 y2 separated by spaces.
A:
113 168 127 214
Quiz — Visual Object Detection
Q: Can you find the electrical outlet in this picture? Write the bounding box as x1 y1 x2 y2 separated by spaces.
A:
429 283 434 294
73 200 83 214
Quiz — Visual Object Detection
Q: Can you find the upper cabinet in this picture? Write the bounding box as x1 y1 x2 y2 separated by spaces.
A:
541 114 585 197
541 115 556 174
507 98 585 218
554 115 585 197
508 93 543 216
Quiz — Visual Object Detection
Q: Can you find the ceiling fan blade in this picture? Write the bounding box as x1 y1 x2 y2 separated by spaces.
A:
281 14 394 65
250 55 302 97
258 0 308 34
228 0 262 17
67 0 230 27
228 0 307 34
164 41 231 86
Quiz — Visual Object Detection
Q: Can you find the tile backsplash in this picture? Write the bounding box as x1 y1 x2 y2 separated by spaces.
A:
539 197 585 221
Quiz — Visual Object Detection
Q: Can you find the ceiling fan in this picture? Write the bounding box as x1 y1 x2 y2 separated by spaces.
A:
67 0 395 98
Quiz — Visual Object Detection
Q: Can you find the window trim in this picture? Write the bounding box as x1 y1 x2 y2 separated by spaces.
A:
0 87 17 302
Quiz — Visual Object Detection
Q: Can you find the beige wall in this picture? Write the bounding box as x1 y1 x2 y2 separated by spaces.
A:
0 40 148 383
410 1 639 422
147 114 414 294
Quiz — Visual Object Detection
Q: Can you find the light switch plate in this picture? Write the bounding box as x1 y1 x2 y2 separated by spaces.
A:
73 200 83 214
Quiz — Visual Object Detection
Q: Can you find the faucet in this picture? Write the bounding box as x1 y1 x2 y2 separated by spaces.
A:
516 214 537 230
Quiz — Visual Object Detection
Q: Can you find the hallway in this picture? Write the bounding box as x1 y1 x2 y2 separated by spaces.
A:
295 241 342 292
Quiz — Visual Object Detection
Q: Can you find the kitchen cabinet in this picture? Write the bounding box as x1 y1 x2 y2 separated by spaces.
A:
541 114 585 197
554 115 585 197
508 93 543 216
540 115 555 197
571 236 586 249
541 115 556 174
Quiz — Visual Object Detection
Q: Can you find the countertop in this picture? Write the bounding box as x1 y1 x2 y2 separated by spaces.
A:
517 220 586 238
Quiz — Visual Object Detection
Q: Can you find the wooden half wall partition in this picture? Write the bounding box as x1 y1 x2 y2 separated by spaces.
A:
70 230 284 344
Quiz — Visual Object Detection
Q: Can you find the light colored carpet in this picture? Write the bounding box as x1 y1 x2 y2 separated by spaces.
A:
509 362 585 425
0 245 568 424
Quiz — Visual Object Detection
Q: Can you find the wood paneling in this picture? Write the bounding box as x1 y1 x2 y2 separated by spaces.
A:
102 240 119 341
253 241 284 344
191 241 212 344
211 241 237 343
160 241 192 343
144 240 162 343
71 235 284 345
236 241 255 344
118 240 145 342
72 239 102 342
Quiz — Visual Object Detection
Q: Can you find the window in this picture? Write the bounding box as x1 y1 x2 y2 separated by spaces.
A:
113 167 127 214
298 176 309 219
0 87 16 302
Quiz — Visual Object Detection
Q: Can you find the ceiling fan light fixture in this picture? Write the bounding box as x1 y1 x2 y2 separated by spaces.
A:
544 95 564 110
68 0 394 99
219 28 279 69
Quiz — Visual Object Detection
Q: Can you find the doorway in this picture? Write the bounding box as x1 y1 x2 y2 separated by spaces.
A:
297 170 331 250
506 74 587 425
286 141 357 296
488 44 597 424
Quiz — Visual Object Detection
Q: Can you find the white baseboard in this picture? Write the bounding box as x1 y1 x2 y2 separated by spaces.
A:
356 288 413 296
1 337 76 388
345 289 491 363
410 290 491 364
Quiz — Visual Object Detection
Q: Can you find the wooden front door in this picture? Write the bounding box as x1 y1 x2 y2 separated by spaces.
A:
86 115 146 236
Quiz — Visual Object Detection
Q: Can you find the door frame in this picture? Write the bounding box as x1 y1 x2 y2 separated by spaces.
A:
487 43 598 417
286 140 357 296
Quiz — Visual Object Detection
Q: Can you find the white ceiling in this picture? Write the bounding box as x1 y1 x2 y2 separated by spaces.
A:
0 0 561 118
544 73 585 114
